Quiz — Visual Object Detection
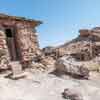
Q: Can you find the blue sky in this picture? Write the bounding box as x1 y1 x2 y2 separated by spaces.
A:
0 0 100 47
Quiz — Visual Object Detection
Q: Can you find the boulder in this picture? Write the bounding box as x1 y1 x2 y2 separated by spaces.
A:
62 88 83 100
55 55 89 78
8 61 26 80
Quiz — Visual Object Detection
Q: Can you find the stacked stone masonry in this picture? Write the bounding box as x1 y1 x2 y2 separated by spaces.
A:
0 13 41 69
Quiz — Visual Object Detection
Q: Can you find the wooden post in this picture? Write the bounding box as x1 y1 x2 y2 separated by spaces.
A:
89 36 93 59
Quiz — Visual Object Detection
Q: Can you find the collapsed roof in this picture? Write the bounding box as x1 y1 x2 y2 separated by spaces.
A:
0 13 42 27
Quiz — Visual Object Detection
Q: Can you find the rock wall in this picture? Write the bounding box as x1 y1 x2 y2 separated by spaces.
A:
16 23 40 63
0 21 40 69
0 29 10 69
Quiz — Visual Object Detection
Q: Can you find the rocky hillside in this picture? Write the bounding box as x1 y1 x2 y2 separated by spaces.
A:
55 27 100 58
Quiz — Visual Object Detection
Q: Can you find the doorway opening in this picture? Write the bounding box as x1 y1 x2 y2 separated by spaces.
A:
5 28 20 61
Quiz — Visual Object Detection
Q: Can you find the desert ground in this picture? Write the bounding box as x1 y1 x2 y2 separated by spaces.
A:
0 69 100 100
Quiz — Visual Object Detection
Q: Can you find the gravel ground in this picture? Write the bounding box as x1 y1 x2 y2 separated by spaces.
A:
0 70 100 100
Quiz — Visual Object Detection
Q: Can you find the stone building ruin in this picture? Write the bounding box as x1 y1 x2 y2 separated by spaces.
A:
0 13 42 69
52 27 100 61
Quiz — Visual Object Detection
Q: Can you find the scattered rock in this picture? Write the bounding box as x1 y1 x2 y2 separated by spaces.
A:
62 88 83 100
83 61 100 71
40 56 56 66
30 62 47 72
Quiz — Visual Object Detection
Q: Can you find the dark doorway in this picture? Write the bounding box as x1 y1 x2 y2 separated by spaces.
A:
5 28 20 61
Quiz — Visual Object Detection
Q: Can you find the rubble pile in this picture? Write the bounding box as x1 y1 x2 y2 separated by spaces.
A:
30 62 46 72
30 53 56 72
42 46 57 59
35 27 100 76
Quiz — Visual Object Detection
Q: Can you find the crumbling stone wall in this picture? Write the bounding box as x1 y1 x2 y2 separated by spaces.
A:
0 29 10 69
52 27 100 61
0 14 41 69
16 23 39 62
